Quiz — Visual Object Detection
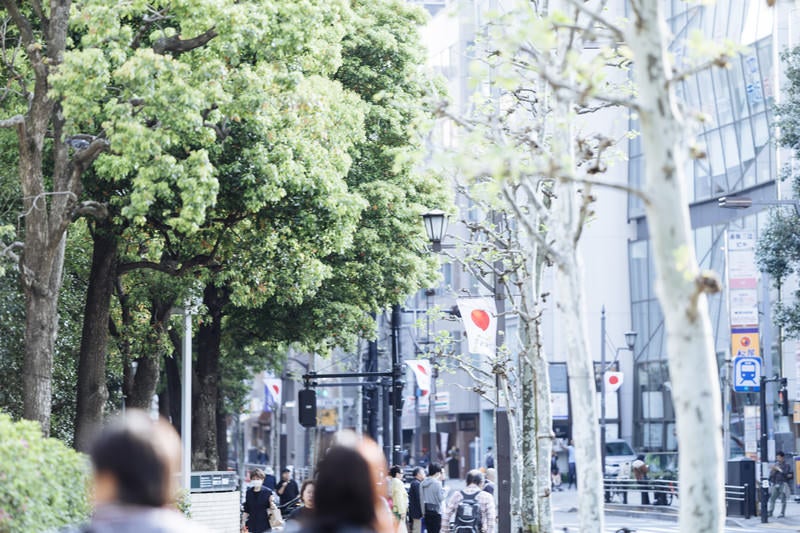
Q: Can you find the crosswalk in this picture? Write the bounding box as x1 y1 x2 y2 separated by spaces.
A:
554 518 758 533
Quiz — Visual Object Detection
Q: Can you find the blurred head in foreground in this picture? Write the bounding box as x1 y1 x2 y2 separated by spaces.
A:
313 431 393 533
90 410 181 507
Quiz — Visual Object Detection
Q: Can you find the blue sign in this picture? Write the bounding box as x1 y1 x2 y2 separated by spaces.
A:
734 356 761 392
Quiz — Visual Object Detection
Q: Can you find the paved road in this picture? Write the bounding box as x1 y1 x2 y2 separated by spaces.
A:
551 487 800 532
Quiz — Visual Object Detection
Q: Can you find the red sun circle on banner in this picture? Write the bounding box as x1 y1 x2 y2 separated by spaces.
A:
417 364 428 376
271 385 280 396
608 375 619 386
471 309 491 331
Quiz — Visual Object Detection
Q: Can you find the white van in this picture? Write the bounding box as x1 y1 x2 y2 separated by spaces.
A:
605 439 637 477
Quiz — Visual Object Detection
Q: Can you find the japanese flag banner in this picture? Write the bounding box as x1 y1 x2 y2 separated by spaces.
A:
456 297 497 357
405 359 432 395
604 371 624 393
263 377 282 407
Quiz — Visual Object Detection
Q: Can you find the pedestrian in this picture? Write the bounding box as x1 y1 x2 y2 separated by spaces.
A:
550 451 562 492
243 469 280 533
408 467 425 533
389 465 409 532
299 444 379 533
441 470 496 533
482 468 496 496
768 451 793 518
447 447 460 479
631 455 650 505
483 447 494 470
286 480 315 526
79 410 210 533
566 440 576 489
277 467 301 517
421 463 446 533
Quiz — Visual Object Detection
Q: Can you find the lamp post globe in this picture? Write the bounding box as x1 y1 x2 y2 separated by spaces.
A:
421 209 447 252
624 331 637 350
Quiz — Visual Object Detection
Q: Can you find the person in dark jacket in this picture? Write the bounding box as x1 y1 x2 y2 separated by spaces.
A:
243 469 278 533
277 468 301 517
408 467 425 533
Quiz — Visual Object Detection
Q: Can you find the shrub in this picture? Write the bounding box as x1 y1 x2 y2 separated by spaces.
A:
0 413 90 532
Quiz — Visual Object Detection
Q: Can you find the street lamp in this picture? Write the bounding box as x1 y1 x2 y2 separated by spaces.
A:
422 210 448 252
718 196 800 215
599 306 636 481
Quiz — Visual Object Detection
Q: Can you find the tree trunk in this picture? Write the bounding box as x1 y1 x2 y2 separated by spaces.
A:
192 283 228 471
628 2 724 530
127 299 172 409
165 329 183 433
73 227 117 451
532 252 554 533
217 393 228 470
21 235 66 436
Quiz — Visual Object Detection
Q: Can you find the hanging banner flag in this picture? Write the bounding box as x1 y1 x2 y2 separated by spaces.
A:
263 377 282 407
604 371 624 393
457 297 497 357
405 359 432 395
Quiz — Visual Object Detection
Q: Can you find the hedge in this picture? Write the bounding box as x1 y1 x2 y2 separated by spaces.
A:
0 413 90 532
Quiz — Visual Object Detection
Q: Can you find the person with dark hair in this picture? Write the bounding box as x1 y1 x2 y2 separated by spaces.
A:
769 451 793 518
243 468 279 533
631 455 650 505
286 480 315 526
441 470 496 533
389 465 408 532
83 410 209 532
277 468 301 517
408 467 425 533
420 463 445 533
305 445 379 532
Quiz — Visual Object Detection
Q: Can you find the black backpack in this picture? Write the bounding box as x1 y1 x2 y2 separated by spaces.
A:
452 490 482 533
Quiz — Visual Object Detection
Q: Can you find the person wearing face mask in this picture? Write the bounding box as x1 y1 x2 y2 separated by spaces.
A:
243 469 278 533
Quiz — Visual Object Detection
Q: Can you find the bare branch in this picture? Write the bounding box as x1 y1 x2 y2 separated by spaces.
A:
153 28 218 56
670 55 730 86
561 0 625 42
72 201 108 220
1 0 35 47
0 114 24 128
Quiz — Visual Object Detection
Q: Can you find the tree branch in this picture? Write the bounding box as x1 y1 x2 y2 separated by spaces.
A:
0 114 24 128
561 0 625 42
153 28 218 56
1 0 35 47
72 200 108 220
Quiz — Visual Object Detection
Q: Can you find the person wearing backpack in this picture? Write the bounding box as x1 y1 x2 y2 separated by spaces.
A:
441 470 496 533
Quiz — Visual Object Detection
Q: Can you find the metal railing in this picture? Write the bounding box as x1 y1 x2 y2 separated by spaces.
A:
602 477 752 518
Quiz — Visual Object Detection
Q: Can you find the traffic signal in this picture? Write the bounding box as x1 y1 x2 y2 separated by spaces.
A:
778 378 789 417
298 388 317 428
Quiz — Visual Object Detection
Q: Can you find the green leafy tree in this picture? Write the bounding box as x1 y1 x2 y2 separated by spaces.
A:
758 46 800 337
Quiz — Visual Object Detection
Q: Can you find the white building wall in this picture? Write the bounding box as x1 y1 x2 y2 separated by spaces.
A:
190 491 240 533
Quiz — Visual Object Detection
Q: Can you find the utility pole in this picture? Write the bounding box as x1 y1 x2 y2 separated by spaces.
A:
760 375 769 524
600 307 607 477
391 304 405 467
493 211 510 533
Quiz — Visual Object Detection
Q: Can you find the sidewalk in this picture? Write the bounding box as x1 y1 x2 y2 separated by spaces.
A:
550 487 800 530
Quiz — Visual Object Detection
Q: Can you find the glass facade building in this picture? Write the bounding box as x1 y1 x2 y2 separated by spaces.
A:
627 2 782 451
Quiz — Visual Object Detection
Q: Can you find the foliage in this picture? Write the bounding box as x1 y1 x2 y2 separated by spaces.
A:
0 413 90 532
759 45 800 338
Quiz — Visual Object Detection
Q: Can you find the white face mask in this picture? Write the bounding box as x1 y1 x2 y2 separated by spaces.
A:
252 479 263 489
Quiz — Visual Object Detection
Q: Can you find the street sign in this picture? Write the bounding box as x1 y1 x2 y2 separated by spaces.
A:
734 356 761 392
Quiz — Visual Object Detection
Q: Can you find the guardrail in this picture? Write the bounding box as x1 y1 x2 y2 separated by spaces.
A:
602 477 752 518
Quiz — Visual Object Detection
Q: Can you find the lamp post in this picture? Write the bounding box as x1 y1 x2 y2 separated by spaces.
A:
422 210 448 463
718 196 800 216
599 307 636 478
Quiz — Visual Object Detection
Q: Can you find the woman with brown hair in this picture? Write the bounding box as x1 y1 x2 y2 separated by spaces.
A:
287 480 315 525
